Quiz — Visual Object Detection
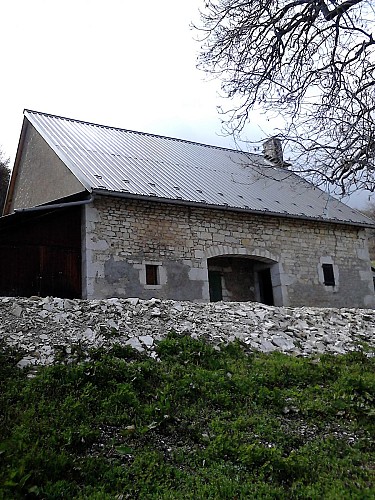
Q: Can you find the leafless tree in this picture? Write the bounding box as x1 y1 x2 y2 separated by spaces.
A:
0 149 10 216
195 0 375 194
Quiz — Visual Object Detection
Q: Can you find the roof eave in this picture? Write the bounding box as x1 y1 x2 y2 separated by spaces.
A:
92 189 375 229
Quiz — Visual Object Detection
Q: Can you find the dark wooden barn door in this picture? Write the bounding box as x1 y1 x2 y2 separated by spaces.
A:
38 246 81 298
0 245 40 297
0 244 81 298
0 206 82 299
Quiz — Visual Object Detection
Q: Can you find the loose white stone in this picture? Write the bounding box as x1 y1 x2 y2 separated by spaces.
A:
125 337 144 352
10 305 23 317
17 356 37 368
139 335 154 347
235 310 247 317
0 298 374 365
63 299 76 310
172 303 184 312
125 298 139 306
83 328 95 340
147 298 161 306
259 340 277 352
272 336 295 351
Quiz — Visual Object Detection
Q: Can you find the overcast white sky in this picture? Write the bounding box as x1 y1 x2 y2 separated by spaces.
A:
0 0 372 209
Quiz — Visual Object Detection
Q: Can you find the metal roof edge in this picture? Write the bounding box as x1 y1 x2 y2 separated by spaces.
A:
0 202 81 233
338 202 375 226
93 189 375 229
23 109 94 192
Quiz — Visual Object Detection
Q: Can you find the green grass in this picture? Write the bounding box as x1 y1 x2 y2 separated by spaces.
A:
0 332 374 499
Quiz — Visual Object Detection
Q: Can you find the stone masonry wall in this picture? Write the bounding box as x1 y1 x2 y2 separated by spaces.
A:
82 196 375 308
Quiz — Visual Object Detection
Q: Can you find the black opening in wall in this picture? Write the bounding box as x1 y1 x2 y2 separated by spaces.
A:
146 264 159 285
258 268 274 305
322 263 335 286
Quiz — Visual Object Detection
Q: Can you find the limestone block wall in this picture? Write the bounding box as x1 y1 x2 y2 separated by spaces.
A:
82 196 375 308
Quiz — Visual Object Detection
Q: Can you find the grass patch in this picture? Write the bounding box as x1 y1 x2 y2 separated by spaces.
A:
0 333 374 499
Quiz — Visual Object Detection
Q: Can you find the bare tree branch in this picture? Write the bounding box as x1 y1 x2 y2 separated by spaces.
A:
194 0 375 194
319 0 363 21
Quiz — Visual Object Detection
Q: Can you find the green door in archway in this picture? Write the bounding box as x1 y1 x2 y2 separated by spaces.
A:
208 270 223 302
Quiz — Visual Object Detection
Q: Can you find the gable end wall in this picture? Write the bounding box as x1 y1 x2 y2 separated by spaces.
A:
9 124 85 212
82 196 375 308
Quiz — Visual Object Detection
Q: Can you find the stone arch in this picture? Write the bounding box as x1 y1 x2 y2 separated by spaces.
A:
205 245 280 263
204 246 286 306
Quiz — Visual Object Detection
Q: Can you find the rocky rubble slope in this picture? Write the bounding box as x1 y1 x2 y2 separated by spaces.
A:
1 296 374 368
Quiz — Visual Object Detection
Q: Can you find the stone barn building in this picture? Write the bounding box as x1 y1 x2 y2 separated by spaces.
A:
1 109 374 307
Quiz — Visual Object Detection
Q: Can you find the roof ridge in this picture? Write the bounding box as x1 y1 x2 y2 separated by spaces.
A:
23 109 258 156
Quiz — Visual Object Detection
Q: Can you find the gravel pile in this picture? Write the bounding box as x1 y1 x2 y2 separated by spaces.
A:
1 296 374 368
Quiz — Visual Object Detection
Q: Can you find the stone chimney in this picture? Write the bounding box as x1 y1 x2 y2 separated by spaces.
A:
263 137 287 167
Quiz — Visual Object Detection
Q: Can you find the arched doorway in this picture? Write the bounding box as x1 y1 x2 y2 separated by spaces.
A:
207 254 278 305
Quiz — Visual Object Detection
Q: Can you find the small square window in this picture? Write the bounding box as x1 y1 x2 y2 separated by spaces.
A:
322 263 335 286
145 264 159 285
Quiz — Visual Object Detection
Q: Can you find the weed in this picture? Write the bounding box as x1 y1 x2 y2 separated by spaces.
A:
0 333 374 498
99 325 121 339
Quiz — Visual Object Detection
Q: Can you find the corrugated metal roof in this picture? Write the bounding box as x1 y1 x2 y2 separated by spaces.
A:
24 109 374 227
